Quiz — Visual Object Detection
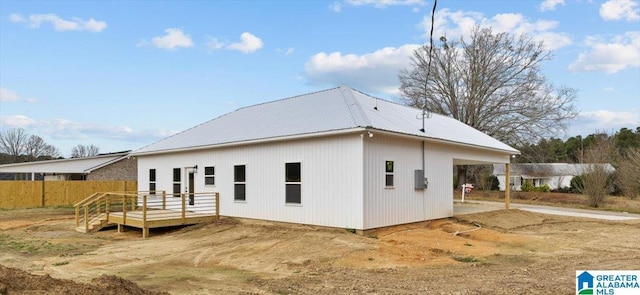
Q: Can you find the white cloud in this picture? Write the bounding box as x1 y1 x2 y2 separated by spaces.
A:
426 8 572 50
540 0 566 11
569 31 640 73
0 115 173 143
227 32 263 53
0 87 37 103
304 44 420 96
569 110 640 135
603 87 616 92
600 0 640 21
9 13 107 32
205 37 224 50
330 2 343 12
277 47 295 55
151 28 194 50
9 13 24 22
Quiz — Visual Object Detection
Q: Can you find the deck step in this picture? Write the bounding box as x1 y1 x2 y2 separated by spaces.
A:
75 213 109 233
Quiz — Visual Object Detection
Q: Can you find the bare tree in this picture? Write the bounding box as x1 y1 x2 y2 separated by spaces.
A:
25 135 60 159
576 136 616 207
0 128 28 162
399 26 578 184
616 147 640 199
0 128 60 163
71 144 100 158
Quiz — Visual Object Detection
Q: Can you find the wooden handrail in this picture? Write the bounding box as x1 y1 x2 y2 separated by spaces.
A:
215 192 220 220
181 193 186 223
143 195 147 228
74 191 218 234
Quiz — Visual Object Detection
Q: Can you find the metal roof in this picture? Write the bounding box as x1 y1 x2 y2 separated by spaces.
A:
133 86 519 155
0 152 130 174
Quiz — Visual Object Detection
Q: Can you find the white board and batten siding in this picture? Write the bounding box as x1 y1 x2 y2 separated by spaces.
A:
137 133 366 229
361 134 511 230
363 134 430 229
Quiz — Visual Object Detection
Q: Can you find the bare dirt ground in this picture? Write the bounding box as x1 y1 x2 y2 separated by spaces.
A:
1 207 639 294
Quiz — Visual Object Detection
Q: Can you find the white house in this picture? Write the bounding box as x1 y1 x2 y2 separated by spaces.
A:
131 86 518 231
492 163 616 191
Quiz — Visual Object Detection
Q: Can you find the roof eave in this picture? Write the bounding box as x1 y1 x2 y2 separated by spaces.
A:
131 127 368 157
369 128 520 155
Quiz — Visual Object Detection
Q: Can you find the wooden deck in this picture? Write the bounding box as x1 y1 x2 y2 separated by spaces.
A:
109 209 217 238
75 191 219 238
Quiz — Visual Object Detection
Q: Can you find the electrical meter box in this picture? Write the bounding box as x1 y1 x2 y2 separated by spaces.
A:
415 170 427 190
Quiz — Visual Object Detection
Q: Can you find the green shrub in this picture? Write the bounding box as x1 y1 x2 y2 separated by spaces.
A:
537 184 550 192
520 182 535 192
570 175 585 193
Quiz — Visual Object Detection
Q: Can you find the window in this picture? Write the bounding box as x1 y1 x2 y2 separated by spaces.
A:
149 169 156 195
385 161 394 187
234 165 246 201
285 162 301 204
173 168 181 197
510 176 522 189
204 166 215 185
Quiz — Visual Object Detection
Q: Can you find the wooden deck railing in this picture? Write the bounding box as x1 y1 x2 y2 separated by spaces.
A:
74 191 219 234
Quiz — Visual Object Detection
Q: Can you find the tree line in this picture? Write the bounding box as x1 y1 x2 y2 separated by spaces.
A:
515 127 640 164
0 128 101 164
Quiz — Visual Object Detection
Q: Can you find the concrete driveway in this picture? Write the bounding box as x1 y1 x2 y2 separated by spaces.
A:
453 200 640 221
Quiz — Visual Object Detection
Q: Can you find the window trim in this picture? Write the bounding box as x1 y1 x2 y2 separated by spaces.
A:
285 162 302 205
204 166 215 186
234 165 246 202
149 168 156 195
385 160 394 188
173 168 181 197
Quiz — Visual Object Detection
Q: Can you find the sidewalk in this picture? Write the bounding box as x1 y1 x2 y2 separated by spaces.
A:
454 199 640 221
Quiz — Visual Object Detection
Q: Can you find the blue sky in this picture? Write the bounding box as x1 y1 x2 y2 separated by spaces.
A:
1 0 639 157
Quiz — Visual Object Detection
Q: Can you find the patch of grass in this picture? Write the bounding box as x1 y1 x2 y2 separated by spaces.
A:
52 261 69 266
453 256 479 263
464 242 473 247
345 228 356 234
367 233 378 239
0 234 78 254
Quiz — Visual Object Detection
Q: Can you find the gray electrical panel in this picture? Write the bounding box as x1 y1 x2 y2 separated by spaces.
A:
415 170 425 190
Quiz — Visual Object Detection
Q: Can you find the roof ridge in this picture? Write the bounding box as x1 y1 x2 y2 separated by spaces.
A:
132 87 345 154
235 86 342 111
338 86 371 128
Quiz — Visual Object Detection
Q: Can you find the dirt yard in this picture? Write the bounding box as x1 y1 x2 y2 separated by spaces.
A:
0 207 639 294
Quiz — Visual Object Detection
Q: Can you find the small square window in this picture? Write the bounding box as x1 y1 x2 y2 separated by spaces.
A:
205 166 215 186
385 161 394 173
173 168 181 182
385 161 394 187
234 165 246 182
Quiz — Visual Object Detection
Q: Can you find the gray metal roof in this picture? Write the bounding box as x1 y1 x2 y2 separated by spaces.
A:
133 86 518 155
0 152 130 174
493 163 616 177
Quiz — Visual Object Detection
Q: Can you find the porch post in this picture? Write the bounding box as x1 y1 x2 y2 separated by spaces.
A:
505 163 511 210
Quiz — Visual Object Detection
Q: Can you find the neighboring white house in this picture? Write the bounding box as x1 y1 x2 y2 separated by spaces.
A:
131 86 518 231
0 151 136 181
492 163 616 191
